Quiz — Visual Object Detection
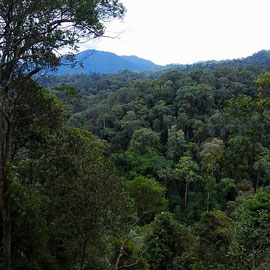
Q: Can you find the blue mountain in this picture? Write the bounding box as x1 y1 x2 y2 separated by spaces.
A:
54 50 158 74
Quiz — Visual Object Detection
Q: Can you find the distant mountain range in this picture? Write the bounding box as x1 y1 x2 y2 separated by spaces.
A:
54 50 158 74
52 49 270 75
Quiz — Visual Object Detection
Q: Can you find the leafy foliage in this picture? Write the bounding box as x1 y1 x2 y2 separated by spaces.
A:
127 176 167 216
144 212 193 270
2 16 270 268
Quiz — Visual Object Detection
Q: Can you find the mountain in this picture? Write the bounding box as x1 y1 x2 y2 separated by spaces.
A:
50 49 270 76
53 50 158 74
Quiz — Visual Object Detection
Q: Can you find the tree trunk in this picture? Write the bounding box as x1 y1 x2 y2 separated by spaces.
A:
252 248 256 270
255 170 261 192
207 191 210 212
184 181 188 208
0 92 12 270
80 240 87 270
0 170 12 270
1 204 11 270
114 234 129 270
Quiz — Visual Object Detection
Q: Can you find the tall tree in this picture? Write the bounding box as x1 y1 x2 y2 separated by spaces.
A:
0 1 125 269
175 156 200 208
195 211 234 270
38 127 128 270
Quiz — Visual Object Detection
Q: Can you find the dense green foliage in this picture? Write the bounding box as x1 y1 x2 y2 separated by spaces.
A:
23 65 270 269
0 1 125 269
1 2 270 268
2 64 270 269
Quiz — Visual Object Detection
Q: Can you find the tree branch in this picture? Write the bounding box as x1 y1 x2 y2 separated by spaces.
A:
114 233 143 270
118 260 139 269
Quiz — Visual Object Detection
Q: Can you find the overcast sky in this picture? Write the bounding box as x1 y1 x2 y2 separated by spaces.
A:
79 0 270 65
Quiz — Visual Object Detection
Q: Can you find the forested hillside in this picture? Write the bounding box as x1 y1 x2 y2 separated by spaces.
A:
40 64 270 269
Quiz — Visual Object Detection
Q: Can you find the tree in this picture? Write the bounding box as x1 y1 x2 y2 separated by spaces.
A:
113 234 149 270
125 128 166 179
128 128 161 155
175 156 200 208
199 138 224 177
176 84 215 119
0 79 67 270
114 177 167 270
8 182 54 269
202 175 216 212
255 72 270 97
0 1 125 268
226 179 255 221
199 138 228 210
216 178 237 210
166 126 186 162
222 76 270 184
253 148 270 189
236 187 270 270
194 211 234 270
144 212 193 270
34 127 128 270
127 176 167 218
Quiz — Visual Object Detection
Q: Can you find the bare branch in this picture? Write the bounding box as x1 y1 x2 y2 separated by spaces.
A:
118 260 139 269
114 233 143 270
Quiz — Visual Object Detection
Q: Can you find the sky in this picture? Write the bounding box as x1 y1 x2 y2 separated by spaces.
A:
79 0 270 66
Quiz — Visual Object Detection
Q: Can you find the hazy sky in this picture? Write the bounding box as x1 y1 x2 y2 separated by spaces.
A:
79 0 270 65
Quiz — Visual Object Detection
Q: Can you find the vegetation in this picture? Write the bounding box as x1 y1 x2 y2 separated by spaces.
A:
1 1 270 270
0 1 125 269
49 64 270 269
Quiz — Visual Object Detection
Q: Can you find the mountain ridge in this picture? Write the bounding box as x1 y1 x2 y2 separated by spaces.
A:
52 49 270 75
